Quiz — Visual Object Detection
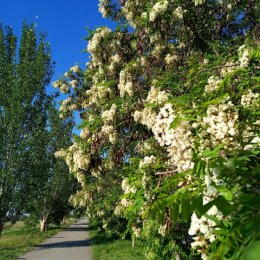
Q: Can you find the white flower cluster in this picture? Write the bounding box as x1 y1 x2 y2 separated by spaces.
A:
101 104 117 144
114 204 124 216
151 43 165 58
60 83 69 94
204 76 221 93
70 189 90 208
194 0 205 6
101 125 117 144
97 210 105 217
165 53 177 65
135 141 152 154
52 80 60 88
87 27 112 67
173 6 184 19
166 121 195 172
118 70 134 97
146 86 169 104
189 213 214 260
52 80 70 94
152 103 175 146
102 104 117 123
59 97 77 118
135 103 194 172
87 27 111 54
86 84 112 106
238 45 250 68
59 97 71 112
120 198 133 208
242 120 260 150
98 0 110 18
139 155 157 168
220 61 236 77
149 1 168 22
189 170 224 260
133 107 157 129
69 79 78 88
108 53 121 72
73 147 91 172
55 143 90 175
80 127 90 140
91 166 102 178
132 226 141 238
141 103 195 172
70 65 81 74
244 135 260 151
76 172 86 187
122 0 143 27
122 178 136 194
158 223 167 237
149 32 162 44
200 101 239 150
241 90 259 108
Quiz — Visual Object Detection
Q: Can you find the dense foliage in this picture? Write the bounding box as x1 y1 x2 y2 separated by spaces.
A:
54 1 259 259
0 23 75 234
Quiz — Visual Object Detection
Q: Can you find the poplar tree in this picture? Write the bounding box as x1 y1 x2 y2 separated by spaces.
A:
0 22 53 235
26 104 76 232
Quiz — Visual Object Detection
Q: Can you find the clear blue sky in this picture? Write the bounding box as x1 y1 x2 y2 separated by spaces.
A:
0 0 115 132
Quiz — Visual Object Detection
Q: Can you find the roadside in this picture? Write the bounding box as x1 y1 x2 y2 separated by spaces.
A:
90 226 144 260
0 218 76 260
18 218 91 260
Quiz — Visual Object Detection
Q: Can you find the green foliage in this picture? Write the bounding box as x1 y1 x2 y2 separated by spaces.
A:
0 22 54 234
55 1 259 259
90 225 144 260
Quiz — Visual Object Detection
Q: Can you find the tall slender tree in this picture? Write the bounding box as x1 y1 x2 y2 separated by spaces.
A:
26 104 76 232
0 22 54 235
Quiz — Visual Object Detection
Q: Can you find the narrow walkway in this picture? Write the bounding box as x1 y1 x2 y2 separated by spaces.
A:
18 218 91 260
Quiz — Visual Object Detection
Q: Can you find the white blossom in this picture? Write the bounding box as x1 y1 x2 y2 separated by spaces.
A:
149 1 168 22
238 45 250 68
241 90 259 107
205 76 221 93
194 0 205 6
139 155 156 168
173 6 184 19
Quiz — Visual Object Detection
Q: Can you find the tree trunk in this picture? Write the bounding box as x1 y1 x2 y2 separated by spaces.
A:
132 237 135 248
0 219 4 236
40 217 48 232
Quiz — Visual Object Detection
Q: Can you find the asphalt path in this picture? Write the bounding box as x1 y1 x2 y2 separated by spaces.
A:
18 218 91 260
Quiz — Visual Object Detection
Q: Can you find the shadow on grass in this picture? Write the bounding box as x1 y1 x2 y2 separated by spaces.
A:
90 227 131 246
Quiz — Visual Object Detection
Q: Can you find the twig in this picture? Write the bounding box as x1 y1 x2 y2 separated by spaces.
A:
196 64 239 75
154 170 176 176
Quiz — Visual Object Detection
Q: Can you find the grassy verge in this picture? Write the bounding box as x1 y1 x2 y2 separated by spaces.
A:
90 227 145 260
0 218 76 260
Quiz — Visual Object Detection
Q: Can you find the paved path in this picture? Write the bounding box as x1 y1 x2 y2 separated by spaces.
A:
18 218 91 260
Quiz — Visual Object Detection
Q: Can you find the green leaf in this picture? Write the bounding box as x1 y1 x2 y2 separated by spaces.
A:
241 240 260 260
216 186 233 201
181 199 191 222
170 202 179 222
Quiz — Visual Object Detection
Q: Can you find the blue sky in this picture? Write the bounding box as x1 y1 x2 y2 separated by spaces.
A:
0 0 115 132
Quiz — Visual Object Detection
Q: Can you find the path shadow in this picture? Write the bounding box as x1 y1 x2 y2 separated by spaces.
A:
72 222 88 226
65 227 90 232
37 239 92 249
65 226 95 232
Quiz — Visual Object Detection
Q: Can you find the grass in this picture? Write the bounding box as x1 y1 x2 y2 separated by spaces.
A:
0 218 76 260
90 227 145 260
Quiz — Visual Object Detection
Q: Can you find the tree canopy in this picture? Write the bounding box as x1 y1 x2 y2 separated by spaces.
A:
0 22 75 234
